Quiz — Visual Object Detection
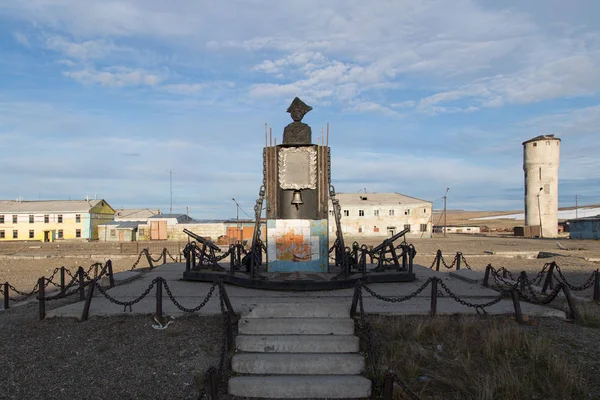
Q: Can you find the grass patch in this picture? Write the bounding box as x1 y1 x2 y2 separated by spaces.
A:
367 315 588 400
573 301 600 328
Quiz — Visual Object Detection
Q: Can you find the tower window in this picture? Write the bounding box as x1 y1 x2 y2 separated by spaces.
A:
539 168 541 180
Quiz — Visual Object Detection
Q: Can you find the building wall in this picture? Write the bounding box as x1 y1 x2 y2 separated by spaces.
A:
137 222 228 241
569 220 600 240
434 226 481 234
89 202 116 240
523 137 560 238
98 226 137 242
0 212 93 241
328 201 432 237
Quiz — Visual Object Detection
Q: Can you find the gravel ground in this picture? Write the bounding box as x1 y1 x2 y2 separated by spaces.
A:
0 299 222 400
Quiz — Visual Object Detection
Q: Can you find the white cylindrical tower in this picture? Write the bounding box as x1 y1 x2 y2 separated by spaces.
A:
523 135 560 238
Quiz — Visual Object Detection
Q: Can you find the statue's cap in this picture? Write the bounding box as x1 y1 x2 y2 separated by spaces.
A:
286 97 312 114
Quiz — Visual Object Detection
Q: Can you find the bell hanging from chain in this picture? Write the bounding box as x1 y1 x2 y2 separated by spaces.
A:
291 190 304 210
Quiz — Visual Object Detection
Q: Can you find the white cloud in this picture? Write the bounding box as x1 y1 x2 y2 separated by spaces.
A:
45 36 118 60
13 32 30 47
63 67 165 87
161 83 205 95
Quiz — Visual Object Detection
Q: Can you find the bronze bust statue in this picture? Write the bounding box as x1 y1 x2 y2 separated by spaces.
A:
283 97 312 145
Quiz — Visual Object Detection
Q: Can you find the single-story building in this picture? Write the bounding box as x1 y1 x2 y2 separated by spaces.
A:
567 216 600 240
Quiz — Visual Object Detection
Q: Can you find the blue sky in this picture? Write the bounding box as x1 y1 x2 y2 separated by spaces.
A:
1 0 600 218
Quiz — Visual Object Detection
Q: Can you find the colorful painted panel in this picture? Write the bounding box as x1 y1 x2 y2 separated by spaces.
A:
266 219 328 272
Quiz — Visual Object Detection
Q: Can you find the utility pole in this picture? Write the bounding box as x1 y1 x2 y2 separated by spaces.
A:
576 195 578 219
443 188 449 237
537 187 544 238
232 198 241 243
169 170 173 214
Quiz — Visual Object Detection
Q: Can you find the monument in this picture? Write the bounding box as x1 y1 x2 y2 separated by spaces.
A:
264 97 330 272
182 97 416 289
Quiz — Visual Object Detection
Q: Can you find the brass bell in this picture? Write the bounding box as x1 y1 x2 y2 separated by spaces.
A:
291 190 304 210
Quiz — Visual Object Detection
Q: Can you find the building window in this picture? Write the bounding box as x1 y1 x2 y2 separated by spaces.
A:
423 208 427 214
405 209 410 216
58 215 63 223
374 210 379 217
0 230 4 238
404 224 411 231
44 215 49 223
358 226 363 233
420 224 427 232
12 230 18 239
29 215 34 223
76 214 81 223
12 215 17 223
343 210 349 217
139 229 145 236
389 209 394 216
29 230 34 239
374 226 379 233
539 168 541 180
76 229 81 238
0 215 3 224
359 210 364 217
110 229 116 237
58 230 63 239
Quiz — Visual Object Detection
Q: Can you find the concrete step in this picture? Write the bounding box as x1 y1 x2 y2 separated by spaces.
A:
232 353 365 375
236 334 359 353
244 303 350 319
238 318 355 335
229 375 372 398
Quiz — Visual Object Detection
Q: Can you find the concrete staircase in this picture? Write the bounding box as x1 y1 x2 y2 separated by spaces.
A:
228 303 372 399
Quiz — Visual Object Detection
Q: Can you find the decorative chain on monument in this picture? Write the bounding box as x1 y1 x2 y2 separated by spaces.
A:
554 265 597 291
218 282 228 377
441 254 456 269
437 280 505 315
44 268 62 287
165 249 178 262
361 278 433 303
6 281 41 299
517 283 563 305
460 253 473 270
149 253 163 263
130 251 145 270
163 280 217 313
94 278 159 311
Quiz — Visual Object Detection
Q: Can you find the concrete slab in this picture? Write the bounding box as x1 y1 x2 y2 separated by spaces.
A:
44 262 566 320
239 318 355 335
243 303 349 319
236 335 359 353
450 269 485 284
228 375 371 399
232 353 365 375
101 270 141 287
484 251 539 259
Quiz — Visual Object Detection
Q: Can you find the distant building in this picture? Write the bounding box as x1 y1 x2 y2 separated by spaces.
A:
433 225 481 234
567 216 600 240
329 193 432 237
0 199 115 242
114 208 159 221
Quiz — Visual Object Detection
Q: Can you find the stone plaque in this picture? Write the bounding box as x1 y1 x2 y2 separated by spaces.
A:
279 147 317 190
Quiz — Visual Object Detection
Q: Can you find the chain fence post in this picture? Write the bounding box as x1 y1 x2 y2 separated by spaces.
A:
162 248 167 265
3 282 9 310
145 249 154 269
220 283 234 314
430 278 438 316
594 270 600 302
435 249 442 271
542 262 555 293
81 280 95 322
207 367 219 400
455 252 461 270
78 267 85 301
519 271 527 294
483 264 491 287
510 288 523 323
191 247 196 269
107 260 115 288
408 245 414 274
350 283 360 317
503 269 508 279
155 278 163 321
382 372 394 400
562 285 580 322
38 277 46 320
60 266 65 294
185 246 191 271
